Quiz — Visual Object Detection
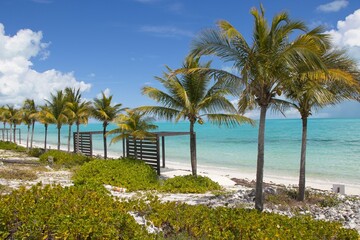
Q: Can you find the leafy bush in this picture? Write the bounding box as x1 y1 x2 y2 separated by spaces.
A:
132 196 359 239
73 159 159 191
28 147 45 157
0 141 26 152
0 184 153 239
39 150 92 168
161 175 222 193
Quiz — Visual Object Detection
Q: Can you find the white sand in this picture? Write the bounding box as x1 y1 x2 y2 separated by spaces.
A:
160 160 360 196
19 141 360 196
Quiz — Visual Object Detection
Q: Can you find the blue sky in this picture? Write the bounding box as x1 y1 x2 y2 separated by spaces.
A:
0 0 359 119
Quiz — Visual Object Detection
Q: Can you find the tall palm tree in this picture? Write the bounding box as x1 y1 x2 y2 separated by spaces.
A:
64 88 81 152
66 96 91 153
284 50 360 201
37 105 54 151
45 90 68 150
23 99 38 149
139 55 252 176
190 6 329 210
107 109 158 159
91 91 126 159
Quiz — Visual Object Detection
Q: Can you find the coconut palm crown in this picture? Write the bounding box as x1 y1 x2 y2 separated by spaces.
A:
139 55 253 176
190 6 330 210
107 109 158 143
45 90 68 150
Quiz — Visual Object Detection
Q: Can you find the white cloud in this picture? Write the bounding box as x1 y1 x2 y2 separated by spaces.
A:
0 23 91 106
139 25 194 38
317 0 348 13
97 88 111 98
326 9 360 62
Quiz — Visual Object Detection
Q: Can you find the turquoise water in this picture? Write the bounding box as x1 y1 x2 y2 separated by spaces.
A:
12 118 360 185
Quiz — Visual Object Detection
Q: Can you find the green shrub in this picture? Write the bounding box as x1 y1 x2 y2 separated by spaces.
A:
132 196 359 240
0 141 26 152
28 147 45 157
39 150 92 168
161 175 222 193
72 159 159 191
0 184 153 239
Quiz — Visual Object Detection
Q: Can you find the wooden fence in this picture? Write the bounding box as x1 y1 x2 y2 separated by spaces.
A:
73 131 103 157
126 135 160 175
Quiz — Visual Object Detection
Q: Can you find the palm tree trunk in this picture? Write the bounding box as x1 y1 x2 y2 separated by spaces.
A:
76 123 80 153
44 124 48 151
190 120 197 176
255 105 267 211
9 123 12 142
26 125 30 149
13 124 16 143
2 122 5 141
103 124 107 159
30 121 35 149
67 124 72 152
297 117 308 201
57 126 61 150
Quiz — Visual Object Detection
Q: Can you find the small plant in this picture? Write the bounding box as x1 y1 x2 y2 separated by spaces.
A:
27 148 45 157
39 150 92 168
318 195 342 208
161 175 222 193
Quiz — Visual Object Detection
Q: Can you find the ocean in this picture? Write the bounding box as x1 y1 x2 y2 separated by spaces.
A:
11 118 360 186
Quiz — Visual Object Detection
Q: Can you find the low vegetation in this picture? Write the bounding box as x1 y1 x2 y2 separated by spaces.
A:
0 148 358 238
73 158 160 191
161 175 222 193
39 150 92 168
0 141 26 152
265 188 343 209
0 184 152 239
0 185 357 239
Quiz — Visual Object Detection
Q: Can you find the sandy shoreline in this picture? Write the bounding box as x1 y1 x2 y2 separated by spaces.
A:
19 141 360 196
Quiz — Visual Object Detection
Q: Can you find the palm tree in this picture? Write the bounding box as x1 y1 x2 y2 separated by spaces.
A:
23 99 38 149
139 55 252 176
37 105 54 151
91 91 126 159
64 88 81 152
284 50 360 201
66 94 91 153
107 109 158 159
190 6 329 210
45 90 68 150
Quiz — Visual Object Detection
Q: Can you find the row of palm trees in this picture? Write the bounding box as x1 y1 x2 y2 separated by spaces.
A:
0 89 126 160
0 6 359 212
137 5 360 211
